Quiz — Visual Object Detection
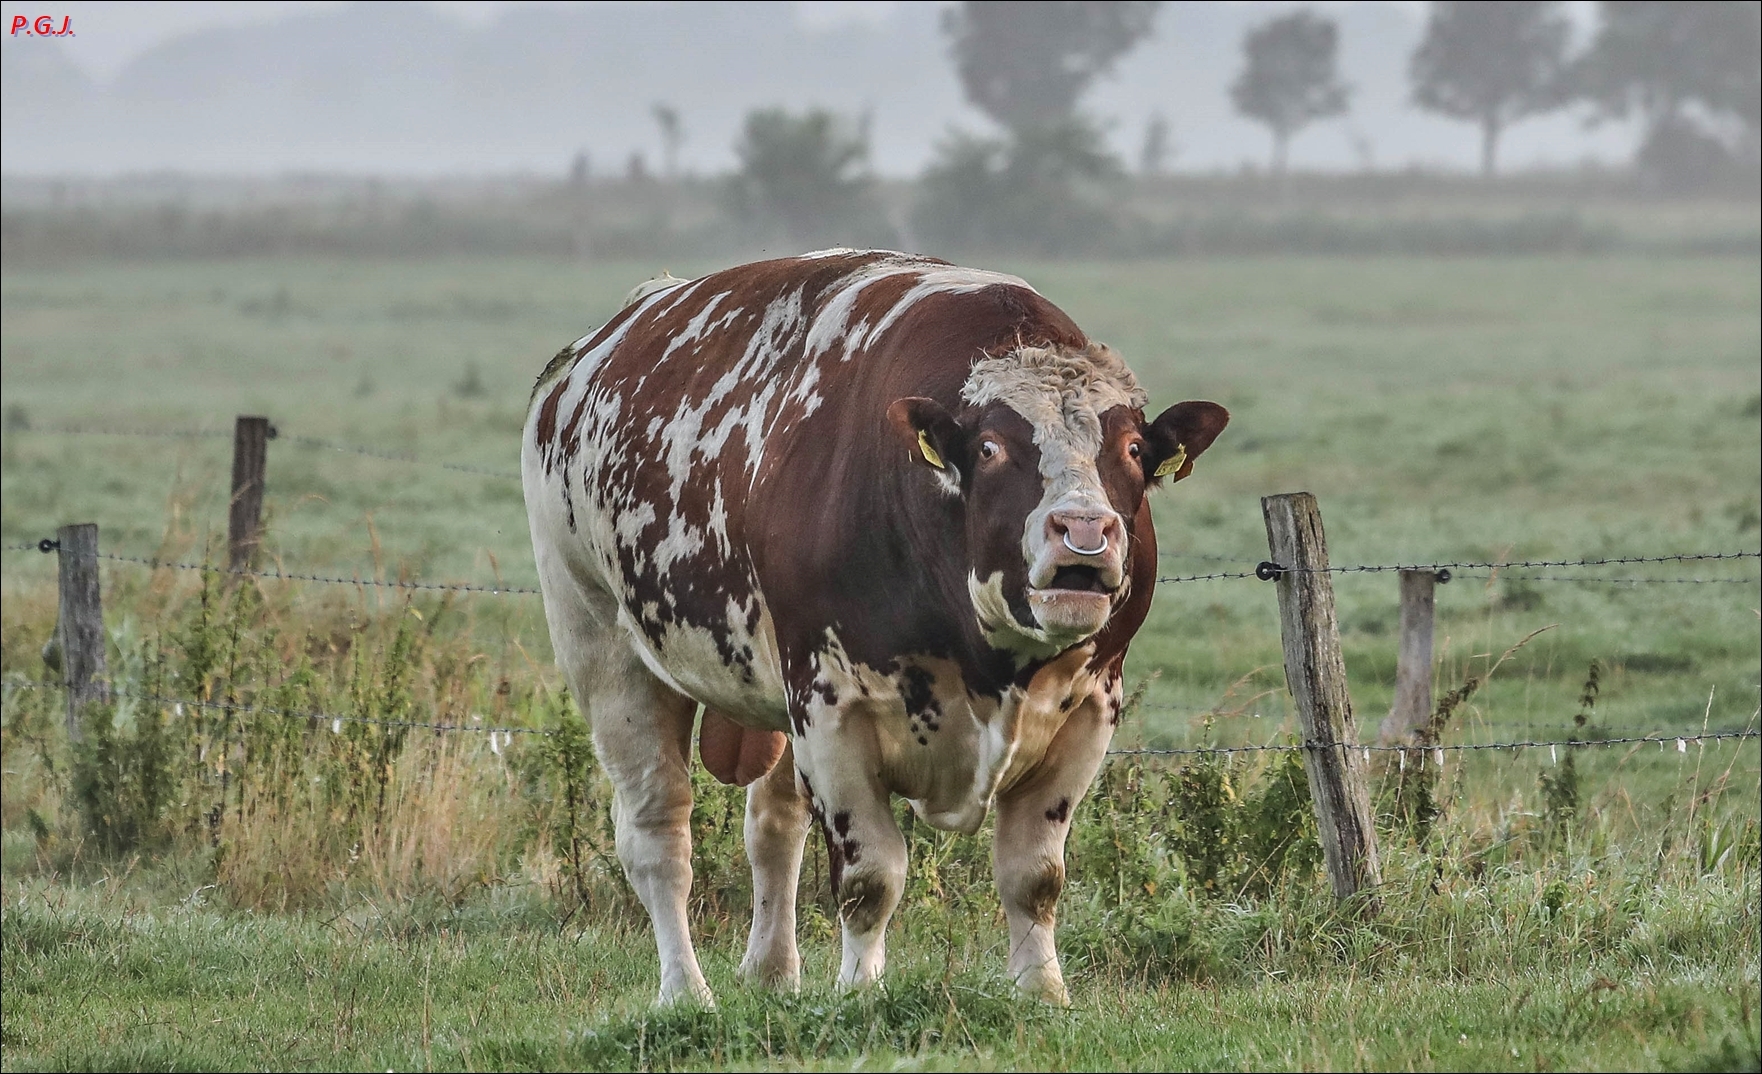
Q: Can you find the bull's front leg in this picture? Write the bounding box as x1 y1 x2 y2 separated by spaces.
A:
791 708 908 989
991 678 1118 1006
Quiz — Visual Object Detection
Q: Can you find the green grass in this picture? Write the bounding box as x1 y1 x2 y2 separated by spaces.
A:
2 253 1758 1070
3 833 1758 1072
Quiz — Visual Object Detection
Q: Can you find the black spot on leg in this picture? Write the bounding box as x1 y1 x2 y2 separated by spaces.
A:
812 679 839 706
838 873 891 935
1044 797 1070 823
805 784 845 895
832 811 851 837
824 826 844 895
1017 861 1064 925
917 736 928 745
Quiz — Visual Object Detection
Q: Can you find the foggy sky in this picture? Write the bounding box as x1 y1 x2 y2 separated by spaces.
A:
0 0 1642 178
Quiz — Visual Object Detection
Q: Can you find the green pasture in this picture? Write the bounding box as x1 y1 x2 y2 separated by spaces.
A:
2 254 1756 740
2 253 1758 1070
3 852 1756 1073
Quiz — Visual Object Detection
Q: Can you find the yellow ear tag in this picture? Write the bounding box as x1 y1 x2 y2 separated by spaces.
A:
1154 443 1187 479
917 430 946 470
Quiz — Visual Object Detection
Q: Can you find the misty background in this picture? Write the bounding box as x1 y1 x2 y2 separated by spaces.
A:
0 1 1663 176
2 0 1757 258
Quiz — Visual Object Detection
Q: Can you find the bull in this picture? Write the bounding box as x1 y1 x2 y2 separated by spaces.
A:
522 250 1227 1005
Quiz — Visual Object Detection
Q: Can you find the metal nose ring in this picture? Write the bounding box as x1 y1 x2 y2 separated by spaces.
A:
1062 532 1108 556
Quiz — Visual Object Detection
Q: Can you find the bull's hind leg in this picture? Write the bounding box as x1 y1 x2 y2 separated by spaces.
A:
992 680 1117 1007
739 739 812 989
592 675 708 1005
540 571 711 1005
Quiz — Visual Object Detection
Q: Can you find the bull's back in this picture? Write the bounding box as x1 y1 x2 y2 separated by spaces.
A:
522 250 1067 723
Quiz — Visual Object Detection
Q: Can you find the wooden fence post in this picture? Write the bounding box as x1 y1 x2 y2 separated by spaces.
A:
53 523 109 743
228 415 271 572
1261 492 1383 902
1378 569 1442 745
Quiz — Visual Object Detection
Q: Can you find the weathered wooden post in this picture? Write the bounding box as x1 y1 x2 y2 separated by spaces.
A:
228 415 271 572
52 523 109 742
1378 569 1443 745
1261 492 1383 902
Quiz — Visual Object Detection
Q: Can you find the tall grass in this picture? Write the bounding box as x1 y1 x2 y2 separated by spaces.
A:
4 565 1756 930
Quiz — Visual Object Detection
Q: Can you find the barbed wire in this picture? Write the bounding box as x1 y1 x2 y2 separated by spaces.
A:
1158 550 1761 585
6 425 228 441
5 423 520 482
1304 551 1760 574
9 539 1755 597
1 679 545 738
4 679 1755 758
1 543 540 595
105 551 542 596
1459 572 1759 586
1156 568 1265 583
279 433 521 481
1104 729 1760 757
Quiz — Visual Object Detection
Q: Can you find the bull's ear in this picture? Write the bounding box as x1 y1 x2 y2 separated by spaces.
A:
887 397 967 474
1144 401 1229 485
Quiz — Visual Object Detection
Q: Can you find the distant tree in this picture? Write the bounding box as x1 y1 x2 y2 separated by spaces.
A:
652 103 684 179
914 119 1121 253
1230 10 1351 176
943 2 1161 135
728 107 875 245
1139 112 1173 175
1409 1 1571 177
1573 1 1760 186
1574 2 1759 138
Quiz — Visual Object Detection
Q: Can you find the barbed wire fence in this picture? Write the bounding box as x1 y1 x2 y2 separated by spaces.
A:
6 417 1760 894
4 421 523 482
2 678 1754 761
5 538 1756 598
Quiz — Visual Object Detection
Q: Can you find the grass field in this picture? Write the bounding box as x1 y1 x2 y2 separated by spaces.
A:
2 253 1758 1070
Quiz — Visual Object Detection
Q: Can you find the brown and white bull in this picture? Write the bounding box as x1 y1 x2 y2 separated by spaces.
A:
522 250 1227 1005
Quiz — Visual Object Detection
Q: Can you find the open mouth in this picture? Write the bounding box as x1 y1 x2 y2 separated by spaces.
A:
1046 564 1108 593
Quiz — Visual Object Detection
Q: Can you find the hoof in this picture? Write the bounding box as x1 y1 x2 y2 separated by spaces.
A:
656 980 715 1009
738 956 801 993
1015 970 1070 1008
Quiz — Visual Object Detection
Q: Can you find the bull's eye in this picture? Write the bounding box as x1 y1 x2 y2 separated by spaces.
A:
980 440 1001 460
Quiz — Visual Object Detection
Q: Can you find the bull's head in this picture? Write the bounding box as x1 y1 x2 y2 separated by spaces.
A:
888 344 1228 659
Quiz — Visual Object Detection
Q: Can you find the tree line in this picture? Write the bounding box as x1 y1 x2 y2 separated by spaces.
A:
699 1 1758 249
6 2 1755 261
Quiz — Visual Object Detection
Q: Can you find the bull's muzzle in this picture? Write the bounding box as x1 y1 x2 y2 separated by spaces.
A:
1027 507 1126 638
1033 509 1126 590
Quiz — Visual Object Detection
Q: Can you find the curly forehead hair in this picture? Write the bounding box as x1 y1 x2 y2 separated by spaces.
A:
960 342 1148 430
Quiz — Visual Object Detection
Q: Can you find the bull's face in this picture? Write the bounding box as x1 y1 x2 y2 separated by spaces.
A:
889 345 1228 659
